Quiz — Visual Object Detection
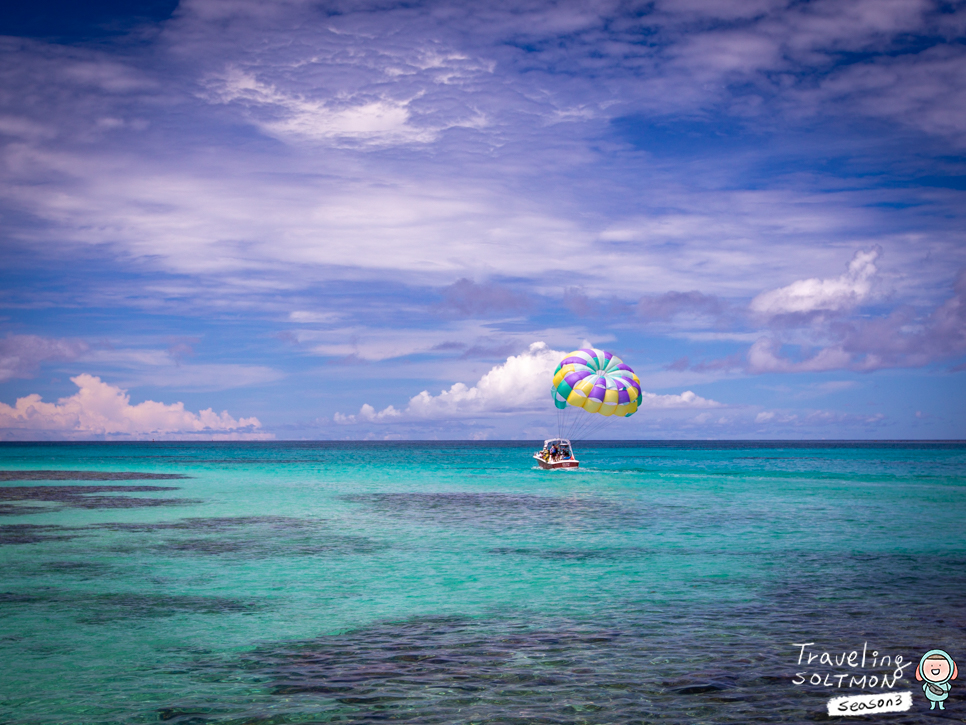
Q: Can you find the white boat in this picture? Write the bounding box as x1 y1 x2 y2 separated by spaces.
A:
533 438 579 469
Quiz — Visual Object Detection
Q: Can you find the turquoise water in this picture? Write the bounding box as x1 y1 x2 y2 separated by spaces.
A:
1 441 964 724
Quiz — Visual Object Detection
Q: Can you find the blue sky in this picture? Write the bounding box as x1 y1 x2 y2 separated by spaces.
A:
1 0 965 440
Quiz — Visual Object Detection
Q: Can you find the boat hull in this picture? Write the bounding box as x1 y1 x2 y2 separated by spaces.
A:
534 456 579 470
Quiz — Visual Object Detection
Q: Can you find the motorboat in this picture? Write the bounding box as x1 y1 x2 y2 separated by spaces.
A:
534 438 579 469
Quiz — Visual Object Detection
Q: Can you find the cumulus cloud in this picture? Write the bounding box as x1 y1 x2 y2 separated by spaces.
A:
335 342 719 422
334 341 561 421
404 342 562 417
0 335 89 382
333 403 401 424
750 248 880 317
0 374 271 440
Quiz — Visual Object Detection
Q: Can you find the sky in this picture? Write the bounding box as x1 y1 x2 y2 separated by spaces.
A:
1 0 965 441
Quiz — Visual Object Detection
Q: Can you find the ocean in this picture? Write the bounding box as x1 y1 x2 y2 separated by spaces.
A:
1 441 964 724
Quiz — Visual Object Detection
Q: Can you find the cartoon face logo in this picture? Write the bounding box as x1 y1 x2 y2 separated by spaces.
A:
923 658 951 683
916 650 958 710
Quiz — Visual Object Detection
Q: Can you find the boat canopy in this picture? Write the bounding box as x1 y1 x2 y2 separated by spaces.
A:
542 438 573 451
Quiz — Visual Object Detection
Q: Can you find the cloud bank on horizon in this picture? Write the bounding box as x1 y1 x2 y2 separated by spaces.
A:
334 342 718 424
0 374 268 440
0 0 964 439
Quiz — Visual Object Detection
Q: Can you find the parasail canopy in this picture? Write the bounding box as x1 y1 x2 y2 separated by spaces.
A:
551 348 642 418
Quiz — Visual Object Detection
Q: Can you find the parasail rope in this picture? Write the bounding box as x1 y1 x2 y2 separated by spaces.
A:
554 402 619 442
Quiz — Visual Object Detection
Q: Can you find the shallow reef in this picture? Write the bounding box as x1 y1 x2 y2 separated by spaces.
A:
0 484 198 513
0 471 189 481
342 491 645 531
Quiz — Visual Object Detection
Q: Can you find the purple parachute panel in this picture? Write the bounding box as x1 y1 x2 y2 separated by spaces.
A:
564 371 591 387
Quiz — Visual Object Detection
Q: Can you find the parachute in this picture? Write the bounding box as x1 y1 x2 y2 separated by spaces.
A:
551 348 641 439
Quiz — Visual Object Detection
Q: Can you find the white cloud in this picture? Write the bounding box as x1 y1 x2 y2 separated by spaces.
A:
335 341 561 421
202 67 487 146
637 389 719 409
0 374 271 440
203 68 430 145
335 342 719 422
334 403 402 424
750 248 880 316
405 342 563 417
